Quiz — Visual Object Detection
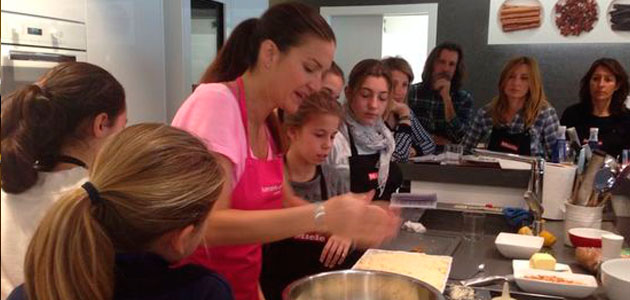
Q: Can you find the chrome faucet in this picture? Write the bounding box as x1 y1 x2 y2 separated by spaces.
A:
473 149 545 235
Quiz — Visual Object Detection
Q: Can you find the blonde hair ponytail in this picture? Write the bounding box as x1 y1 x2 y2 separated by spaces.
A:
25 189 114 300
23 123 225 300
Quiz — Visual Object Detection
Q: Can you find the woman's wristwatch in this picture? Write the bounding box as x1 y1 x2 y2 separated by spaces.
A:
397 115 412 127
398 115 411 121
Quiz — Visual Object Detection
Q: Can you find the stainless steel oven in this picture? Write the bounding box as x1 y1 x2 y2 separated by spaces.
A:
1 11 87 98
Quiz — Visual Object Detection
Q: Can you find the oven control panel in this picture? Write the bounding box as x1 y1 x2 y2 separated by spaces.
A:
1 12 86 51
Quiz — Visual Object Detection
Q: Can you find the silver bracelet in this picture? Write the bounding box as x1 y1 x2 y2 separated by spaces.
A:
314 202 326 230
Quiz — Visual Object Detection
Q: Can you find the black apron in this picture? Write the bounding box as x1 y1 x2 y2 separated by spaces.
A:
347 126 402 200
487 127 532 156
260 165 362 300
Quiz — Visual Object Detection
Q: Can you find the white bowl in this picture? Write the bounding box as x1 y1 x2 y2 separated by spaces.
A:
495 232 543 259
514 268 598 298
601 258 630 300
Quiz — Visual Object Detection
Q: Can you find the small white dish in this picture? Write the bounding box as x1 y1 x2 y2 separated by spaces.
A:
512 259 572 276
601 258 630 300
495 232 543 259
514 268 598 298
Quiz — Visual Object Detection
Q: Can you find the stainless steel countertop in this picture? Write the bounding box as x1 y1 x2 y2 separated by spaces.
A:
383 212 624 300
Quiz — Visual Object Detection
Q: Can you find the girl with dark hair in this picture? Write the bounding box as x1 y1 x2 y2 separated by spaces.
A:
1 62 127 299
561 58 630 157
171 3 399 300
326 59 403 201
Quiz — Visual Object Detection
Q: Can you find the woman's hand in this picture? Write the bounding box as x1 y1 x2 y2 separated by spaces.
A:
409 147 417 158
390 101 411 120
323 191 401 248
320 235 352 268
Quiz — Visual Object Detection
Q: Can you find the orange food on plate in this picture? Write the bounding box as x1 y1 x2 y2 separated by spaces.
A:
524 274 583 285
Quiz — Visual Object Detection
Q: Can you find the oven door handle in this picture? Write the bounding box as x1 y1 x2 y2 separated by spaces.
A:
9 50 77 63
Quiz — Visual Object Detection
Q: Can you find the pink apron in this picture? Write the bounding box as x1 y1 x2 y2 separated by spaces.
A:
183 77 284 300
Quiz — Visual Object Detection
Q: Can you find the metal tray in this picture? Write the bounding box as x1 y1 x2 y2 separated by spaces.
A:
380 229 462 256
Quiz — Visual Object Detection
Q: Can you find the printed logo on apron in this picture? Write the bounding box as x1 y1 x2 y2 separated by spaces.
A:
293 233 328 242
499 141 519 152
261 184 282 194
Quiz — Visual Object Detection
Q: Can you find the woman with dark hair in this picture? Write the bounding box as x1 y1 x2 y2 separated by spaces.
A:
382 56 436 161
1 62 127 298
561 58 630 157
326 59 403 200
171 3 399 299
461 56 560 158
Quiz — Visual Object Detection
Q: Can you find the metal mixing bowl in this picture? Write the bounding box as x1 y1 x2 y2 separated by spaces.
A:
282 269 445 300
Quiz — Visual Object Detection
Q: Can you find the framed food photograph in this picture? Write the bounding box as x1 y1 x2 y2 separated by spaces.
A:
608 0 630 36
488 0 630 44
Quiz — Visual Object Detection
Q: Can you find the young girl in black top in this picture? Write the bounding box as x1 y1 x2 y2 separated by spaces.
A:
261 92 364 300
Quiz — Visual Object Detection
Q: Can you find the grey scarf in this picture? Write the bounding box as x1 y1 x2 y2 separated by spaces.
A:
345 110 395 194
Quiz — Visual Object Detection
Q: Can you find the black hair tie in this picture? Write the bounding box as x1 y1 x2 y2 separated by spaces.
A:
82 182 102 205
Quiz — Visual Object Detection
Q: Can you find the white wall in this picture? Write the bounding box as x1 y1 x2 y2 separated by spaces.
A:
321 3 438 86
87 0 268 123
163 0 267 122
86 0 167 124
382 15 429 84
222 0 267 35
190 17 217 84
329 14 382 103
164 0 191 123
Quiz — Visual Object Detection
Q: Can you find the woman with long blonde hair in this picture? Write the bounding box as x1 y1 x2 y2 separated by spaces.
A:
6 124 232 300
462 56 560 158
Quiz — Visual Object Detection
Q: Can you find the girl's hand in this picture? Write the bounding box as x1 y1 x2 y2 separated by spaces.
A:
320 235 352 268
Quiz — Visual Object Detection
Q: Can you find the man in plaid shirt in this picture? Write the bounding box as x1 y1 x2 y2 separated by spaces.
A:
407 42 473 145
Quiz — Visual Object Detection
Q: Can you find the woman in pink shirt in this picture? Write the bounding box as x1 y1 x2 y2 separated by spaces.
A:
172 3 400 300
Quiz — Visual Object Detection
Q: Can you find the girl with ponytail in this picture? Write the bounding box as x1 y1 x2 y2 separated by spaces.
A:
172 2 400 299
7 124 231 300
1 62 126 298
